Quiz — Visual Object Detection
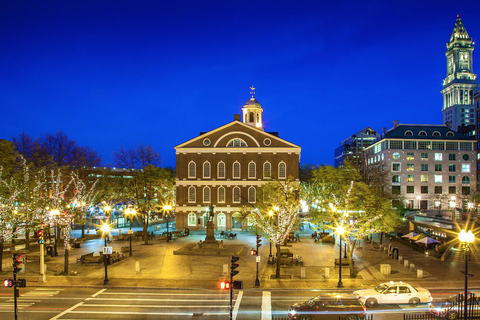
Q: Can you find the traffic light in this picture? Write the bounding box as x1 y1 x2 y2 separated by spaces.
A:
3 279 13 287
13 254 24 274
37 230 44 244
250 248 257 256
232 280 243 289
256 234 262 248
16 279 26 288
220 280 230 290
231 256 239 277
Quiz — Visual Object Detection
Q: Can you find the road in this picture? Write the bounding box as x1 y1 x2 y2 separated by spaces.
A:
0 286 460 320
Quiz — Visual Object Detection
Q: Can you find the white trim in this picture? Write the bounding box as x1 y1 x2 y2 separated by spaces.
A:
263 161 271 178
218 186 226 203
233 186 241 203
216 131 259 147
188 212 196 226
176 147 300 154
217 212 226 227
203 186 211 203
233 161 241 179
188 161 196 178
248 186 256 203
188 186 196 203
177 180 269 186
217 161 226 179
176 205 241 213
203 161 211 179
248 161 256 179
278 161 286 179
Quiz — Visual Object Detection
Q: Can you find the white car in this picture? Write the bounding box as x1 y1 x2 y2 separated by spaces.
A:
354 281 432 307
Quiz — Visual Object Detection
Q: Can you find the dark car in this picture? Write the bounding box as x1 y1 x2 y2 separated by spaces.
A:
429 293 480 319
288 293 367 320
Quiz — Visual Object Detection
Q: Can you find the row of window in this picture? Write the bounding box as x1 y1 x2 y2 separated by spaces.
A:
392 174 471 184
188 186 256 203
188 161 287 179
187 212 226 227
392 185 470 195
371 140 474 154
403 130 454 137
392 152 471 161
392 162 471 173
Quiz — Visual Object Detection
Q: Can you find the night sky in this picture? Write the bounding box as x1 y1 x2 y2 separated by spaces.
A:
2 1 480 168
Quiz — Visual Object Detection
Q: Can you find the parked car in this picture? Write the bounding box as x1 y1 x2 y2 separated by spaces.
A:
287 293 367 320
429 293 480 319
354 281 432 307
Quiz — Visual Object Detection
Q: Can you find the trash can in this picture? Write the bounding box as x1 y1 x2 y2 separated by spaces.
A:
46 246 54 257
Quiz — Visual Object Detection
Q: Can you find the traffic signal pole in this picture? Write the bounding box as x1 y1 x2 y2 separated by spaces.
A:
13 272 18 320
39 226 46 283
229 264 233 320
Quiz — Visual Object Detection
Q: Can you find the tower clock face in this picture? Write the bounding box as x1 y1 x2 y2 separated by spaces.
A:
460 52 469 63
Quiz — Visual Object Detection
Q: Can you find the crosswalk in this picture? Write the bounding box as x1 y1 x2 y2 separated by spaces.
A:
0 288 63 310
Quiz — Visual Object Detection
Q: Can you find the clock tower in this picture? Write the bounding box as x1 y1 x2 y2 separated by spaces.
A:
442 15 478 131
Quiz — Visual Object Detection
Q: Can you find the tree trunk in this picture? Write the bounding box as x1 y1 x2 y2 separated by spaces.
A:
348 240 357 278
275 243 281 278
25 227 30 250
81 222 85 238
64 248 69 275
380 232 383 245
0 239 3 272
143 215 149 245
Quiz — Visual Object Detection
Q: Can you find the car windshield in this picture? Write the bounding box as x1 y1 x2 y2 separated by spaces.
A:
374 284 389 293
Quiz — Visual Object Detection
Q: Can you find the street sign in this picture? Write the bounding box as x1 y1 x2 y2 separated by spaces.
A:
256 256 261 263
103 247 113 255
128 229 134 235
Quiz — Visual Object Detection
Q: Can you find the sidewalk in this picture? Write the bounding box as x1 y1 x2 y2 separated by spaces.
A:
2 230 479 291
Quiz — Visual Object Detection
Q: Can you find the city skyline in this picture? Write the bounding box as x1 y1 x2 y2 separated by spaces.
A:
2 1 480 168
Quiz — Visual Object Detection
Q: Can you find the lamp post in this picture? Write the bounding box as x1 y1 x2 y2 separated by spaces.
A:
50 209 60 256
163 205 172 242
101 223 110 285
268 209 274 259
459 229 474 318
124 208 136 256
337 225 345 288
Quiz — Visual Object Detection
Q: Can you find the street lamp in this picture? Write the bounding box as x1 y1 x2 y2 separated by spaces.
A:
50 209 60 256
101 223 110 285
163 205 172 242
124 208 136 256
459 229 475 318
337 225 345 288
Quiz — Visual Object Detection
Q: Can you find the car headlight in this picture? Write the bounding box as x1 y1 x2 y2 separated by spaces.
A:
435 307 445 313
289 309 297 316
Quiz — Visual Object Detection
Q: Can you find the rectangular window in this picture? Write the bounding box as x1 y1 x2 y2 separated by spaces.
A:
418 141 431 150
460 142 473 151
389 141 403 149
434 153 443 161
406 186 415 193
404 141 417 149
421 152 428 160
462 187 471 195
449 164 456 172
421 164 428 171
432 141 445 150
407 175 414 182
435 186 443 194
434 175 442 183
392 186 401 194
421 186 428 194
435 164 443 171
449 186 456 194
449 175 456 183
392 163 401 172
406 153 415 160
446 142 458 150
407 164 414 171
421 175 428 182
462 164 471 173
449 153 456 161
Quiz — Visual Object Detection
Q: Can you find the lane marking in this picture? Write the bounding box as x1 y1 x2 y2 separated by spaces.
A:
49 302 84 320
101 292 228 296
80 304 229 308
33 288 65 291
85 297 228 302
91 289 106 298
233 290 243 320
261 291 272 320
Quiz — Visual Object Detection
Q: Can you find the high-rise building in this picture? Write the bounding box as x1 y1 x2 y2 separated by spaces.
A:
334 127 379 167
174 89 301 231
442 15 478 131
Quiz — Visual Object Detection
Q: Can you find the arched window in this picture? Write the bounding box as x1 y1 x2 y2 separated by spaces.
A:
462 176 470 185
233 162 241 178
227 138 248 147
446 131 455 137
433 131 441 137
419 131 427 136
188 212 196 226
203 161 211 178
278 162 286 179
248 187 256 203
188 161 196 178
217 213 226 228
233 187 241 203
217 161 225 179
218 187 225 203
404 130 413 136
203 187 211 203
263 162 271 178
188 186 196 203
249 112 254 122
248 162 256 179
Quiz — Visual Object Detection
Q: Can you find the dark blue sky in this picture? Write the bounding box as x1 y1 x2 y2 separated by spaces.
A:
2 1 480 168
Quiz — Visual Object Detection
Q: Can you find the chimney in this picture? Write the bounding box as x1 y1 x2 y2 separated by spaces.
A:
234 114 241 121
446 121 451 129
393 120 398 129
382 127 386 135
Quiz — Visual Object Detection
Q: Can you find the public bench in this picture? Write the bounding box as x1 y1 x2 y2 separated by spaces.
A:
78 252 102 264
334 258 352 267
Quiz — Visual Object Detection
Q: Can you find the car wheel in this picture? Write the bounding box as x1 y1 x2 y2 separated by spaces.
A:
366 298 378 308
446 311 457 320
409 297 420 306
299 316 311 320
344 316 359 320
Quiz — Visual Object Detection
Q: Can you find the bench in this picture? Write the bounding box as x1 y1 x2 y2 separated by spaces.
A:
334 258 352 267
77 252 102 264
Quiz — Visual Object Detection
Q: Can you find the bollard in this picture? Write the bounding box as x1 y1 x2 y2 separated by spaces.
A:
379 245 383 251
380 264 391 275
399 256 403 263
417 269 423 279
404 260 409 268
135 261 141 274
300 267 306 279
324 267 330 279
410 264 415 272
223 264 228 274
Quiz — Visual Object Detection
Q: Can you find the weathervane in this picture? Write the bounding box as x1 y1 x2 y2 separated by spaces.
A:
250 86 256 98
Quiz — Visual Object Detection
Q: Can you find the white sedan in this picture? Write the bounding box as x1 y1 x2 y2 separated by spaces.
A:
354 281 432 307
